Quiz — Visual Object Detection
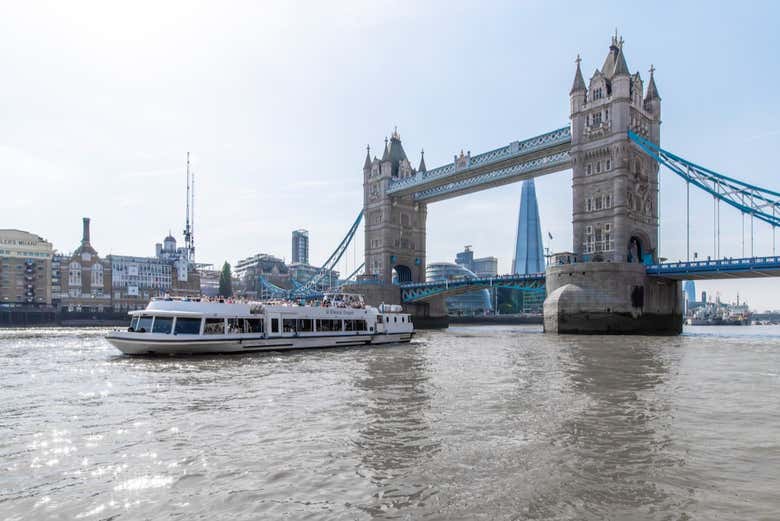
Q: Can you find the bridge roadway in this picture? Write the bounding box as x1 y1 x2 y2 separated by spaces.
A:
399 256 780 302
386 127 572 203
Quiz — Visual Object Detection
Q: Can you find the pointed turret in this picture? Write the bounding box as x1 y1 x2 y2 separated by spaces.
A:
570 54 586 94
363 145 372 171
418 149 427 173
381 137 389 161
601 31 629 78
386 128 408 177
645 65 661 101
612 46 630 77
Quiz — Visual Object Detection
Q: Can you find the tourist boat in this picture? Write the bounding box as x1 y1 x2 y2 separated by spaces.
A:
106 293 414 355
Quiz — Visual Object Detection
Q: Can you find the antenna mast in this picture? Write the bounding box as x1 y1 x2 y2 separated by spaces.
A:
191 169 195 262
184 152 193 261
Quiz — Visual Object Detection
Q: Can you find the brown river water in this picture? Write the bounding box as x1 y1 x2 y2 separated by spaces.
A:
1 325 778 520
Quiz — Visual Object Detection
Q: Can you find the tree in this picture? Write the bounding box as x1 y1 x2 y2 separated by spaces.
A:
218 261 233 297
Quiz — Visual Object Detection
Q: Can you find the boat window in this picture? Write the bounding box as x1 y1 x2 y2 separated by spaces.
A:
356 320 367 331
227 318 242 334
136 315 153 333
129 316 140 331
243 318 263 333
204 318 225 335
377 315 383 323
152 316 173 334
408 316 412 324
174 317 202 335
401 316 405 323
282 318 296 333
394 316 397 323
271 318 279 333
344 320 354 331
296 319 313 332
316 319 340 332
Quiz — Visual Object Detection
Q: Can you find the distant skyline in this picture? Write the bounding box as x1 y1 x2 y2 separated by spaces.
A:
2 1 779 309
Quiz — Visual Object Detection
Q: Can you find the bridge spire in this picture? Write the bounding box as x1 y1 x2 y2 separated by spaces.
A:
363 144 372 170
570 54 586 94
645 64 661 101
418 148 427 173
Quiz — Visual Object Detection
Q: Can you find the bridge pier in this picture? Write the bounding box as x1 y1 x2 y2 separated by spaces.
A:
543 262 682 335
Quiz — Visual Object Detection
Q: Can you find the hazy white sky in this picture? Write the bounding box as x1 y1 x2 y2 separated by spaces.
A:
2 0 780 309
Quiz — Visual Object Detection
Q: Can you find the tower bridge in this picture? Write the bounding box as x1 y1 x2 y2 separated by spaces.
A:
300 32 780 334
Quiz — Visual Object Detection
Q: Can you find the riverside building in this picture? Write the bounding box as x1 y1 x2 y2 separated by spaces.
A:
0 229 54 307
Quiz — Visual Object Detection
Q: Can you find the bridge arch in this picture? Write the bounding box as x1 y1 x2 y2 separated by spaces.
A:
628 232 652 264
392 265 413 283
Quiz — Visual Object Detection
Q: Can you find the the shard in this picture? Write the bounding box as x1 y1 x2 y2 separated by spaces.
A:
512 179 545 274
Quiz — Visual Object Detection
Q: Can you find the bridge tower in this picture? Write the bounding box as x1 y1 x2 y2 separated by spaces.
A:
544 34 681 334
569 33 662 263
363 130 427 284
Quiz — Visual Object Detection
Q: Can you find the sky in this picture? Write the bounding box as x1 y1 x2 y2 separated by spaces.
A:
2 0 780 310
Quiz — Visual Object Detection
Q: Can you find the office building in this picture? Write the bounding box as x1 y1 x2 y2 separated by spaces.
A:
292 229 309 265
427 262 492 315
455 246 498 277
512 179 545 274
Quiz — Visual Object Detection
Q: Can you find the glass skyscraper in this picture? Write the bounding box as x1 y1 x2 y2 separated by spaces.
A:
512 179 545 274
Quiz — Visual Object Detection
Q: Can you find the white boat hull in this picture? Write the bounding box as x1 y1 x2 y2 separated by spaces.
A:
106 332 413 356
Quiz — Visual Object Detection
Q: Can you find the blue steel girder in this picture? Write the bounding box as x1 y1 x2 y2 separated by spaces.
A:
400 273 546 303
628 131 780 228
293 210 364 295
386 127 572 201
647 256 780 280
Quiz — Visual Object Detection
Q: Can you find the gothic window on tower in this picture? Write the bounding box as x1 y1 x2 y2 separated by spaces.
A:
594 194 603 211
592 111 602 126
606 159 611 170
586 197 592 212
584 225 594 254
586 164 592 176
596 161 601 174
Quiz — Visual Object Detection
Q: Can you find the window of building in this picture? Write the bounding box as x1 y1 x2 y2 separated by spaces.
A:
596 161 601 174
586 164 592 176
152 317 173 334
91 263 104 287
606 159 611 170
586 198 592 212
595 196 603 211
204 318 225 335
174 317 202 335
68 262 81 286
271 318 279 333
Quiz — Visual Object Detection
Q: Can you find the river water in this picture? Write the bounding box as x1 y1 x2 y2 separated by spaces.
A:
0 325 778 520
